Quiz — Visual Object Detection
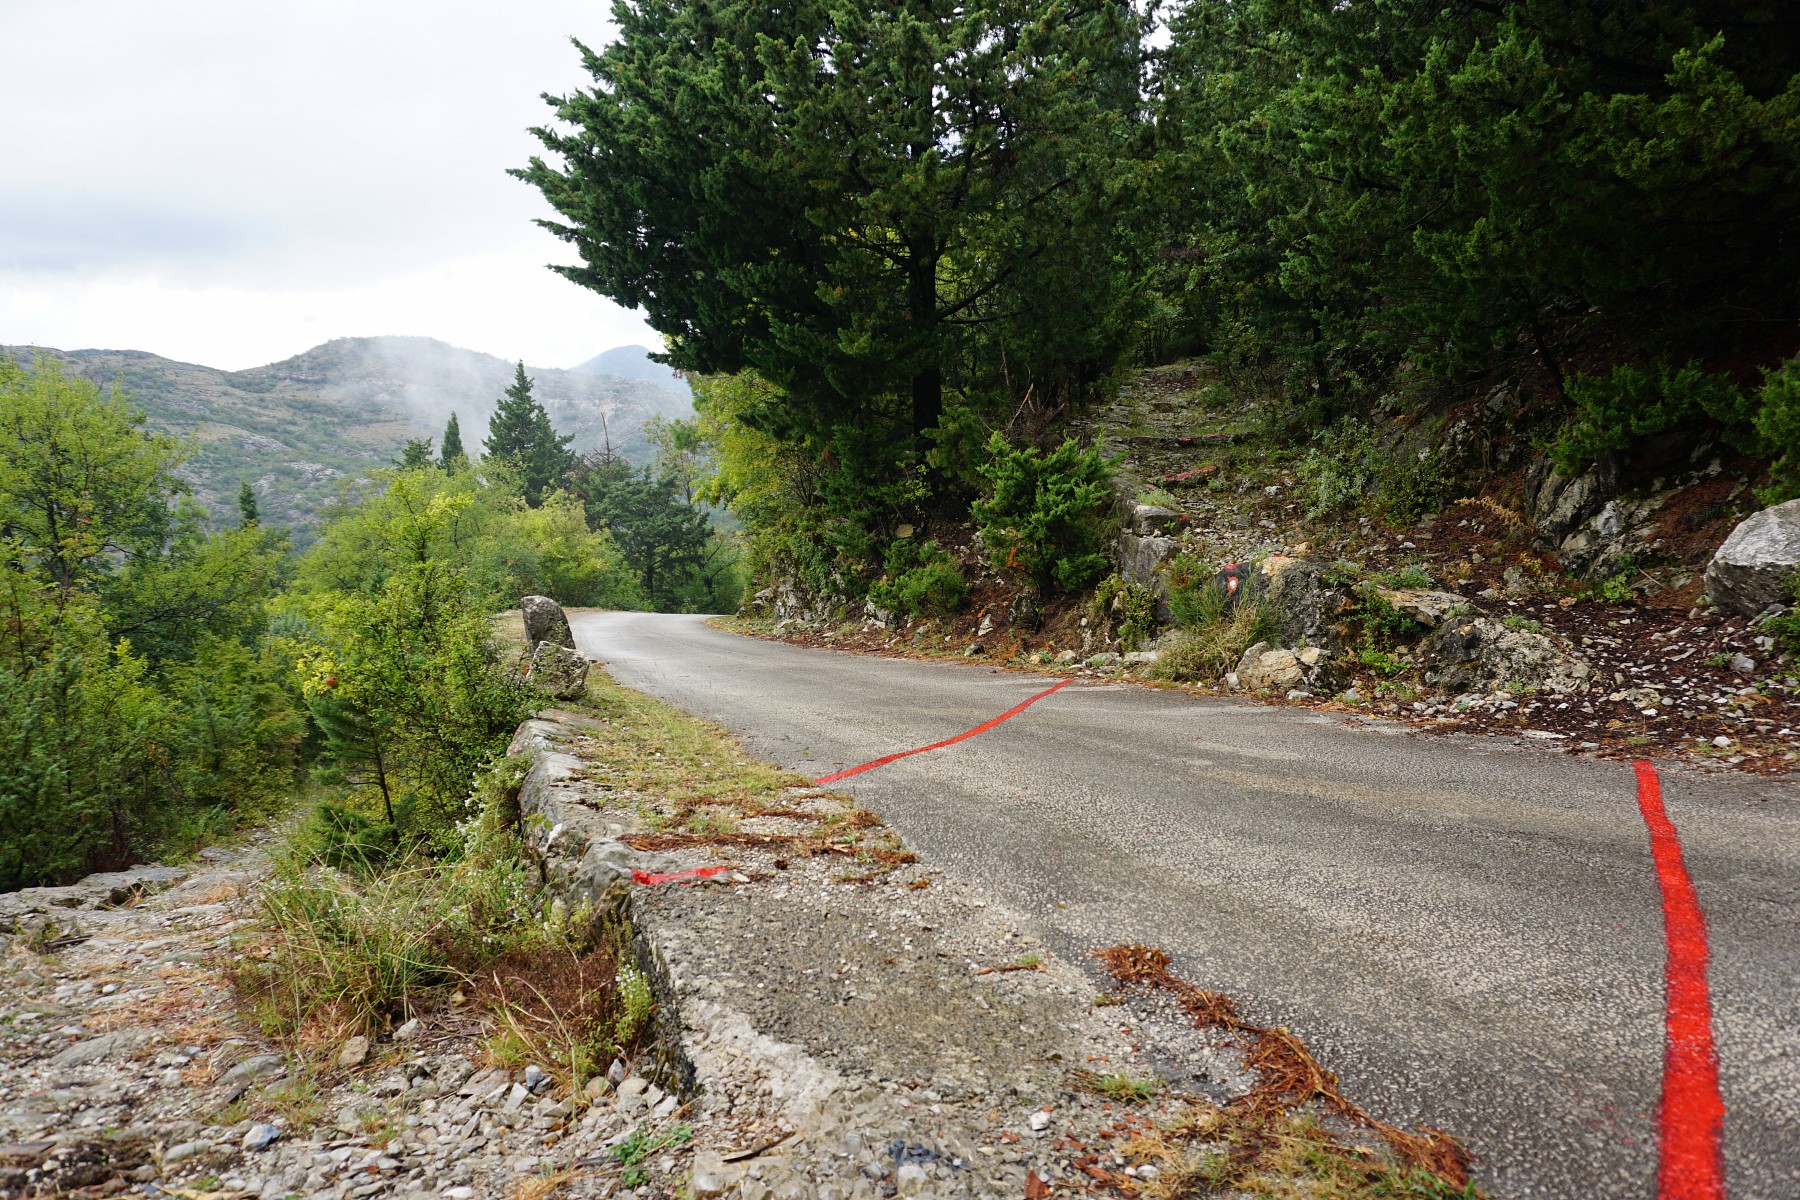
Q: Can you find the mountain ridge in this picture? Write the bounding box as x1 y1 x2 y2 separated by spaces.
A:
3 335 691 541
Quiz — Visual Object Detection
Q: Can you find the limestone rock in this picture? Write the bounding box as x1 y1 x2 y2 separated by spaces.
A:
1372 587 1473 628
529 642 590 701
1232 641 1345 694
1116 533 1179 586
1129 503 1184 537
1422 617 1593 695
1258 559 1352 653
336 1036 370 1069
519 595 575 650
1704 499 1800 616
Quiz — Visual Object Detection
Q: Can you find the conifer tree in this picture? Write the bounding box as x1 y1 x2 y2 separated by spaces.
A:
396 438 434 470
485 363 574 506
439 412 467 470
517 0 1152 446
237 480 259 528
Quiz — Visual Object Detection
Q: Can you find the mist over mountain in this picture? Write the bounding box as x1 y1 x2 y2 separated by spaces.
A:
4 336 692 540
571 343 687 391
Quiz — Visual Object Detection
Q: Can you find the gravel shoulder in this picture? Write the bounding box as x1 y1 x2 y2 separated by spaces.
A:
0 670 1481 1200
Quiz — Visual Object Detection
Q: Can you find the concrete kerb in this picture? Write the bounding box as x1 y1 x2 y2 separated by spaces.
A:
505 713 696 1095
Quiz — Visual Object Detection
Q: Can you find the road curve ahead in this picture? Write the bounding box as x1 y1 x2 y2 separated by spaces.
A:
569 611 1800 1199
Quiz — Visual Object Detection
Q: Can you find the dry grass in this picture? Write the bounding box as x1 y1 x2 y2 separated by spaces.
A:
1153 604 1275 683
572 671 917 876
1094 945 1481 1199
507 1168 580 1200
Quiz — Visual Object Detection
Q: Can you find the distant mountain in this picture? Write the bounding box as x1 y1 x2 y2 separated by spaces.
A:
572 344 687 391
2 336 692 542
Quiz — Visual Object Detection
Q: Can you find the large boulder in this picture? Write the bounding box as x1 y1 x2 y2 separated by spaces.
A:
529 642 591 700
1258 557 1353 652
1230 641 1345 694
1421 617 1593 696
1372 587 1474 628
1116 533 1180 585
521 595 575 649
1704 499 1800 617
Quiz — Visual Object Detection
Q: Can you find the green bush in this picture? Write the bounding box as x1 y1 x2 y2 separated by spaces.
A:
973 434 1115 596
867 540 969 618
1755 359 1800 503
1094 575 1159 651
1297 421 1454 524
1552 362 1756 474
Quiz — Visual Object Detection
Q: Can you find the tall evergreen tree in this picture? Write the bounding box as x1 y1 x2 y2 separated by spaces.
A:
237 480 259 528
439 412 467 470
485 363 574 506
517 0 1153 448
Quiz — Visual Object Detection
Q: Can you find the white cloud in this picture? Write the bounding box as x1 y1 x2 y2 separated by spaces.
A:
0 0 652 369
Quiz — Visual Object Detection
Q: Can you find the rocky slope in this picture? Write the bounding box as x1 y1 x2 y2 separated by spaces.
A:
2 338 693 541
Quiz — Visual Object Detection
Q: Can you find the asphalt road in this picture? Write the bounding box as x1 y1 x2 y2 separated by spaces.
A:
569 611 1800 1199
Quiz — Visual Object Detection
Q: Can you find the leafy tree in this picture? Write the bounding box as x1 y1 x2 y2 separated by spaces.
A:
305 689 398 825
484 363 573 506
440 412 467 470
517 0 1154 447
294 557 532 839
0 356 186 592
0 357 299 885
238 481 260 528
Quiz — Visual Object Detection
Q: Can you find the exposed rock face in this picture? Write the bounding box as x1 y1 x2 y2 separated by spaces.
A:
1373 587 1474 628
1258 558 1352 653
1705 499 1800 616
1116 533 1179 586
1128 503 1184 537
1231 641 1344 694
1422 617 1593 696
528 642 590 700
520 595 575 649
0 865 189 937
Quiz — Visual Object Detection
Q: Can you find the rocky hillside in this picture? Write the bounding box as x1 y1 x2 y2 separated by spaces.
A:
2 338 694 540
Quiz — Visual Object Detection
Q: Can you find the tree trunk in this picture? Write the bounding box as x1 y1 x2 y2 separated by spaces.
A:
908 255 941 438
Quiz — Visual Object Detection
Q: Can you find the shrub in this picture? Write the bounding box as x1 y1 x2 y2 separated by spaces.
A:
1152 604 1276 682
973 433 1115 596
867 540 969 618
1094 575 1159 651
1755 359 1800 503
1297 421 1454 523
1552 362 1756 474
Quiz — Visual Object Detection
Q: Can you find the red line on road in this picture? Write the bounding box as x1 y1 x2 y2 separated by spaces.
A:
814 678 1072 785
1634 760 1726 1200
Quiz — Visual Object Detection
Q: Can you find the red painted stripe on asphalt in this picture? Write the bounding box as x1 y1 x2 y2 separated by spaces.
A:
1634 760 1727 1200
814 678 1072 785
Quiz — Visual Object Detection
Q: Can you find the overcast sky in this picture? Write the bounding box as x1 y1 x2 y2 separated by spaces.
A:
0 1 657 371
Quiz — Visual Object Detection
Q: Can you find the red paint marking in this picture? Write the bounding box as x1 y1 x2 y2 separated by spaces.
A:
1634 760 1726 1199
814 678 1072 785
631 866 729 886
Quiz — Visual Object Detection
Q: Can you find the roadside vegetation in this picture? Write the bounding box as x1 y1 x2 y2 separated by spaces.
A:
516 0 1800 637
0 353 739 890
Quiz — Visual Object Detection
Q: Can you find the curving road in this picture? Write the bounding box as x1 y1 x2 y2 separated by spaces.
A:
569 611 1800 1199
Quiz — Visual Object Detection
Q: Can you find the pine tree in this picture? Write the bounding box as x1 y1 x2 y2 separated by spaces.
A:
237 480 259 528
516 1 1152 445
485 363 574 506
306 691 396 826
439 412 467 470
396 438 434 470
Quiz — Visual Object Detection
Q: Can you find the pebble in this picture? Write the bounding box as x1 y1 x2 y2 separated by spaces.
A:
243 1123 282 1151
